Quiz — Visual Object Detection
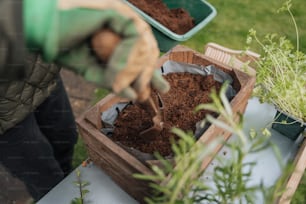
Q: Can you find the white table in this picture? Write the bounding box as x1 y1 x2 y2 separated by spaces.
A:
37 163 138 204
37 98 304 204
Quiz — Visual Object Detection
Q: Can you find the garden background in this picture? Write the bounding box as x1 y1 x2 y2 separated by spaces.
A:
72 0 306 203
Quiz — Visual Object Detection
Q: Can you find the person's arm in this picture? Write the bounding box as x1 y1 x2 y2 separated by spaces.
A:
0 0 26 81
24 0 169 101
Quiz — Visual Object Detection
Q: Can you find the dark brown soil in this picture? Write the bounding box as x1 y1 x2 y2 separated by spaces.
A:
112 73 221 156
128 0 195 34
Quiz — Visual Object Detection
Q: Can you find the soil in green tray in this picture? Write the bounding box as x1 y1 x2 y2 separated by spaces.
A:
128 0 195 34
112 73 221 156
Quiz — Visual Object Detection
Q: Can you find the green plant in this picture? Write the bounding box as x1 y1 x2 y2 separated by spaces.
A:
92 88 109 105
196 85 292 203
72 137 88 169
134 128 221 204
134 83 292 204
246 0 306 123
71 169 90 204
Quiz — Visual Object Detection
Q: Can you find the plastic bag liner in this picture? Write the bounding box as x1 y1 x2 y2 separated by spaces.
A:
100 60 236 161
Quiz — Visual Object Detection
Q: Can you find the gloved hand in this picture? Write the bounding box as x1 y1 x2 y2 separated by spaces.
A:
24 0 169 101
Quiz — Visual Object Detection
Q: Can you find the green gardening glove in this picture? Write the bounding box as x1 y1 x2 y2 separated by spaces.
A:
24 0 169 101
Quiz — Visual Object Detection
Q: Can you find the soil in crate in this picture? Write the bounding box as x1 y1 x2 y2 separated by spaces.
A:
127 0 195 34
112 73 221 157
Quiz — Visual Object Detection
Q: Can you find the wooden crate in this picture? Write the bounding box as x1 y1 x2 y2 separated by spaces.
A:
76 45 256 202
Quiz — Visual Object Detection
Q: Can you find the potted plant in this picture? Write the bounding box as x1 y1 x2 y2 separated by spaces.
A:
246 0 306 140
76 45 256 202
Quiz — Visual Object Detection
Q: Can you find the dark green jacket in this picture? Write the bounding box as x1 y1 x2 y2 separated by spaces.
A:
0 0 61 134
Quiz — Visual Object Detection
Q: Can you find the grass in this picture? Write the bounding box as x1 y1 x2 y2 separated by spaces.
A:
72 0 306 202
72 88 110 168
183 0 306 53
72 136 88 169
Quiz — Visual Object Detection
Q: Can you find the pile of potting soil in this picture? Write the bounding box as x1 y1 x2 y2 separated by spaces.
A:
112 73 221 156
127 0 195 34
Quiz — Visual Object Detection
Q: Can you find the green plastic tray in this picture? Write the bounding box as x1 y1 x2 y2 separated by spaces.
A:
124 0 217 52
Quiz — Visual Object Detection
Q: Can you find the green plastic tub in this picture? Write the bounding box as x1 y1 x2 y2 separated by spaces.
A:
124 0 217 52
272 110 306 140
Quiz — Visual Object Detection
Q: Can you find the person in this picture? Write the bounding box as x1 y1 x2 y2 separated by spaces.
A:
0 0 169 201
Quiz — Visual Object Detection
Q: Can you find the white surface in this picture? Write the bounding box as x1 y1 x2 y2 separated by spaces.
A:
37 98 303 204
239 98 301 187
37 164 138 204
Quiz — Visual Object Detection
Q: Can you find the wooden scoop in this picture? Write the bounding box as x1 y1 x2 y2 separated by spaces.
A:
138 95 164 139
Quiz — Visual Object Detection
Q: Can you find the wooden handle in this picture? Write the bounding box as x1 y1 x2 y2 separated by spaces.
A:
137 96 159 117
91 28 121 62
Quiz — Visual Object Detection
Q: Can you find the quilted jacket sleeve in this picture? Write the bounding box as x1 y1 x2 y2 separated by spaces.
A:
0 0 26 81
